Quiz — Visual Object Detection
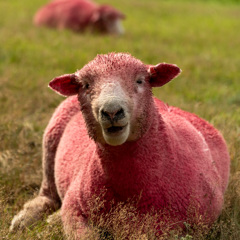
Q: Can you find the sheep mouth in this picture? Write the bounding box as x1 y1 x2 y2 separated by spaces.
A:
102 123 129 145
107 126 124 133
105 124 128 135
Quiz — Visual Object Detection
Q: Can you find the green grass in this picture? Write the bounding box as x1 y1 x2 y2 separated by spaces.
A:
0 0 240 239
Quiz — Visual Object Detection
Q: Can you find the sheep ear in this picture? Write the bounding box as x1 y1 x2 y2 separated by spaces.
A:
99 5 126 19
91 6 125 23
49 74 80 97
148 63 181 87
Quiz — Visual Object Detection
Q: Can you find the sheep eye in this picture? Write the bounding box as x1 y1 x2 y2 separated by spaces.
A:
136 79 143 84
84 83 90 90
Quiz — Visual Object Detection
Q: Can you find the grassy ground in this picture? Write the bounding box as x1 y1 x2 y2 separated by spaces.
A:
0 0 240 239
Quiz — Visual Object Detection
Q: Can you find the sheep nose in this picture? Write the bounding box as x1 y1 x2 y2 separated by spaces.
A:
101 108 125 122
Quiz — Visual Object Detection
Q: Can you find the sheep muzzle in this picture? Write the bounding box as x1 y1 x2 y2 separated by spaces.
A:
93 82 131 146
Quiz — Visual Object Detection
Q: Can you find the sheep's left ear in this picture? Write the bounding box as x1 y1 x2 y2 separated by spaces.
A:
49 74 81 97
148 63 181 87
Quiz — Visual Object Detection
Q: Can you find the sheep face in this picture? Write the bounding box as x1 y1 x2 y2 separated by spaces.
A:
76 55 152 146
86 75 155 146
49 53 181 146
91 5 125 35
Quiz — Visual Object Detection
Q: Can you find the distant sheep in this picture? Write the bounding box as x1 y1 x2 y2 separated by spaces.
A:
10 53 230 238
33 0 125 34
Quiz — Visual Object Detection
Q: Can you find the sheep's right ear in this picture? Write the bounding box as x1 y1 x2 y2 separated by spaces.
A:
49 74 81 97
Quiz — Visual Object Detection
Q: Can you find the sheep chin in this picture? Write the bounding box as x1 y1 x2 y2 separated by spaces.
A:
102 124 130 146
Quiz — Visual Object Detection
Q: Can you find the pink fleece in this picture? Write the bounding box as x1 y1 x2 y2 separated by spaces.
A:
46 96 229 235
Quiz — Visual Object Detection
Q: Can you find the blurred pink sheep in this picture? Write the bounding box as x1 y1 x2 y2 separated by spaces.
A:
33 0 125 34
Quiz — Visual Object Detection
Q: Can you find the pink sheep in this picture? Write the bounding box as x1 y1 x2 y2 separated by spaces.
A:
33 0 125 34
10 53 230 238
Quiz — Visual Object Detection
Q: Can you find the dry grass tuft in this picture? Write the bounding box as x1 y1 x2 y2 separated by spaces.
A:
82 193 172 240
1 172 240 239
76 190 216 240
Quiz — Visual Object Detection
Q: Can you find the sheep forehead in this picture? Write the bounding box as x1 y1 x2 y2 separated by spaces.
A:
78 53 146 80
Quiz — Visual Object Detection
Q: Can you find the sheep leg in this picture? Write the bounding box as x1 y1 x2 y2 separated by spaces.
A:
9 195 59 231
10 96 79 232
61 189 90 240
10 137 61 232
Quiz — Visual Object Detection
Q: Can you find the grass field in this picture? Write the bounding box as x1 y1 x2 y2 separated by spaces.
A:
0 0 240 239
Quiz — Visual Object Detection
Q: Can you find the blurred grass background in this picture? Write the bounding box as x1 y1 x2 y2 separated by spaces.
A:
0 0 240 239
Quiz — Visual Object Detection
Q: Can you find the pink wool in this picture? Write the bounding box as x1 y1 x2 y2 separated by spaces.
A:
33 0 125 34
10 53 230 237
